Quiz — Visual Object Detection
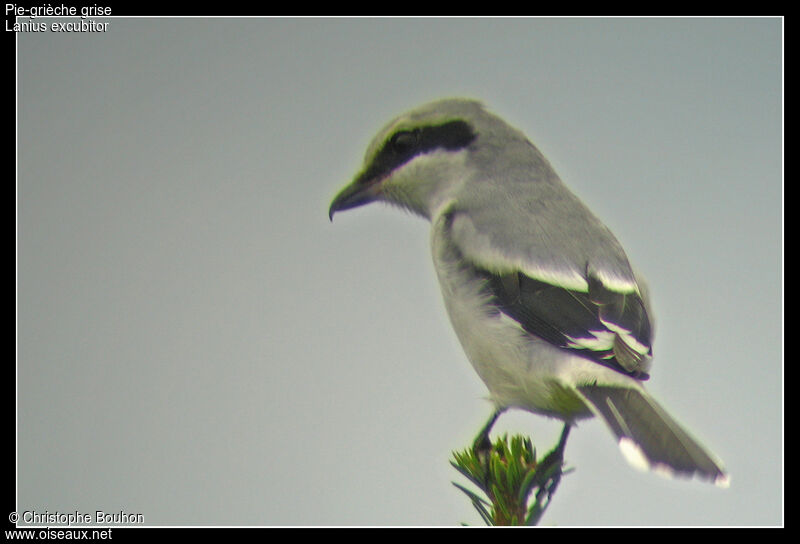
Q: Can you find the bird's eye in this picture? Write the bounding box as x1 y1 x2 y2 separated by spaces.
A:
390 130 418 154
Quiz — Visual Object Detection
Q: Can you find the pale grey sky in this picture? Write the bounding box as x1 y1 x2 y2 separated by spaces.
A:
17 17 782 526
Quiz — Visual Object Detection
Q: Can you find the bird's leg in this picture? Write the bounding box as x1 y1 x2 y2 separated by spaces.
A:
472 409 505 457
551 423 571 459
538 423 570 475
533 423 571 501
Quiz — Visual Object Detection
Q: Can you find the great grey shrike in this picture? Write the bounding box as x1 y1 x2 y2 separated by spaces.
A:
328 98 728 487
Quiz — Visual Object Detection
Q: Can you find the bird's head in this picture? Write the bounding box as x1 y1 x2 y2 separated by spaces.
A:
329 98 524 221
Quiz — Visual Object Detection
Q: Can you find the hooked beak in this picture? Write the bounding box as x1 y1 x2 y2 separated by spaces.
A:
328 173 380 221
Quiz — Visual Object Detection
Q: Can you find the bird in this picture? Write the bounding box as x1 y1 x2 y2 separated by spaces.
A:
328 98 729 487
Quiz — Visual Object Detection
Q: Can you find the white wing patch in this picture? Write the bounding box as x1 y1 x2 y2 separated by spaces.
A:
600 318 652 356
566 330 615 351
587 263 640 295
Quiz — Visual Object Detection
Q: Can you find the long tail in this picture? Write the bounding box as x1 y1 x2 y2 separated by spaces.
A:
577 384 729 488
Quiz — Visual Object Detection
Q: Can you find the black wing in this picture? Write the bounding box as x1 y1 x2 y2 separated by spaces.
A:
475 267 654 379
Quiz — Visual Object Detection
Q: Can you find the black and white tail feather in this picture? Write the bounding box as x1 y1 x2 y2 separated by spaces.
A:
577 385 729 486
